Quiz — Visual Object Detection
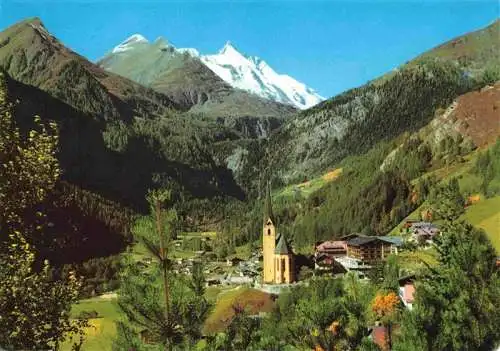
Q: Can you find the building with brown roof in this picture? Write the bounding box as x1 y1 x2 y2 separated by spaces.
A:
315 240 348 257
346 235 403 264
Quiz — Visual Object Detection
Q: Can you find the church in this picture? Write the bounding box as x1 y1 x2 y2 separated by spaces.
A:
262 184 295 284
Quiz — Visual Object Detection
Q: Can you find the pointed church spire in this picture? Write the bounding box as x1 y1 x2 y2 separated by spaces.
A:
275 232 291 255
263 181 275 224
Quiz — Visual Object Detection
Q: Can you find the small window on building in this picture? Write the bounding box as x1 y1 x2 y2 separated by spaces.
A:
268 228 271 236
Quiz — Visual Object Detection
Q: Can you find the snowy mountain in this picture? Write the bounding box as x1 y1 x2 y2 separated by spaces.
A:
111 34 149 53
98 34 296 119
105 35 323 109
185 41 324 109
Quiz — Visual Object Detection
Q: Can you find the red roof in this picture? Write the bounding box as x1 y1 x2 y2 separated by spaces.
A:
316 240 347 251
372 326 388 350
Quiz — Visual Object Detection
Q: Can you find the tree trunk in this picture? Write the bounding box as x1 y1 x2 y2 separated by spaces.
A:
155 199 171 351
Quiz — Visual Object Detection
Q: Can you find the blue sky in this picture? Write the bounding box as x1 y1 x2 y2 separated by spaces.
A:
1 0 498 98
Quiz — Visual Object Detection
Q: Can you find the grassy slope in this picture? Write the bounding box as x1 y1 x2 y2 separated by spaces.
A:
390 150 481 235
275 168 343 200
203 286 274 334
416 19 500 72
62 285 262 350
389 148 499 254
462 196 500 254
395 249 440 271
62 297 121 351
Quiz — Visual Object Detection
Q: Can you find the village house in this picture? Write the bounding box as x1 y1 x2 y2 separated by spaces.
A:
370 324 389 351
314 240 348 270
403 221 439 243
398 275 416 310
314 253 335 270
346 235 403 265
378 236 404 255
313 234 403 273
315 240 348 257
369 322 399 351
226 257 243 267
347 236 383 264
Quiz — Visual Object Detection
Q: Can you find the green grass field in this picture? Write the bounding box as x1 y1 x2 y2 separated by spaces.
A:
389 151 483 237
463 196 500 253
178 231 217 239
130 231 217 262
61 284 253 350
275 168 343 200
395 249 439 272
62 296 121 351
227 242 254 261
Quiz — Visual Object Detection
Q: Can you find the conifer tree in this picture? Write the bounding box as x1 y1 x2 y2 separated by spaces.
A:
394 220 500 351
428 178 465 221
114 190 210 350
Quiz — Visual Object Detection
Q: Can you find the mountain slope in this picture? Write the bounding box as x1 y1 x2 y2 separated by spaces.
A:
414 19 500 74
262 20 500 183
0 18 252 211
97 36 296 118
0 18 180 121
3 70 245 209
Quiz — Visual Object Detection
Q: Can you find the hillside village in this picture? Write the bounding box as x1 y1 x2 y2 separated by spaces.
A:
124 171 499 350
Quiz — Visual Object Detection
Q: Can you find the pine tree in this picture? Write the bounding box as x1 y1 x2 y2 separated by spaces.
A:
428 178 465 221
394 221 500 351
114 190 211 350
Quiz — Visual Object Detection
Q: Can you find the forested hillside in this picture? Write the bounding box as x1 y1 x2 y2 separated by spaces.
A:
213 20 500 251
253 20 500 185
0 18 297 215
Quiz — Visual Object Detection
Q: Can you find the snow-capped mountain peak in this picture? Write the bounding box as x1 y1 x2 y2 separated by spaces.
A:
219 41 239 55
177 47 200 57
211 41 250 67
112 34 149 53
153 36 170 48
199 43 324 109
107 34 324 109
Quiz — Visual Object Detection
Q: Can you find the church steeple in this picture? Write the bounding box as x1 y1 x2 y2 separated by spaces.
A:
263 181 275 224
275 232 292 255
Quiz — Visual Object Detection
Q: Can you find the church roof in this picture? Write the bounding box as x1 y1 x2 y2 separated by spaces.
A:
275 232 292 255
263 181 275 224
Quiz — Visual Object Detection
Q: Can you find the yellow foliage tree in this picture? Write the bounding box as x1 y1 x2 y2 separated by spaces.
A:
0 72 59 229
371 291 400 319
0 72 87 349
371 291 400 351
